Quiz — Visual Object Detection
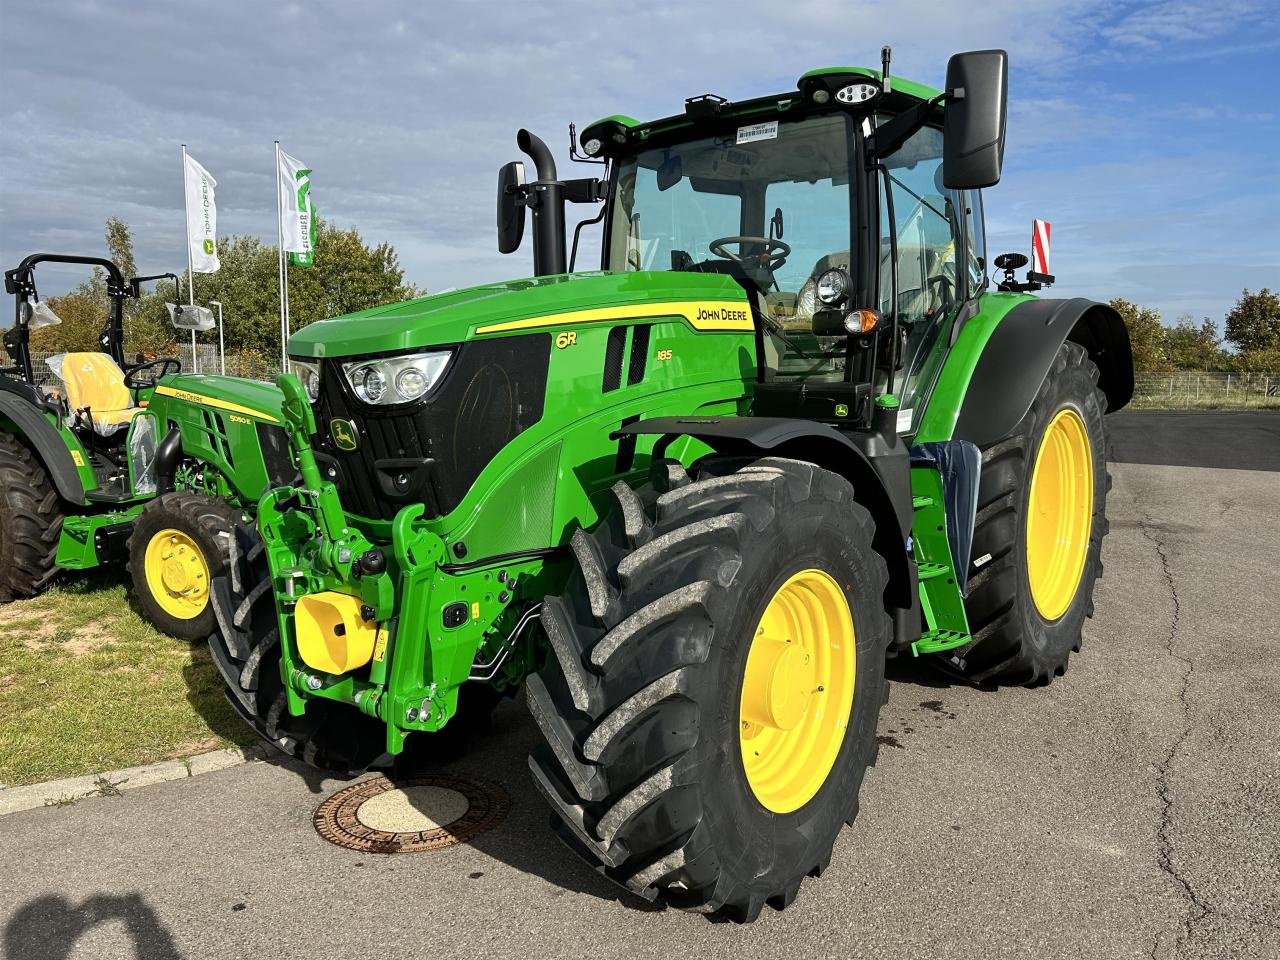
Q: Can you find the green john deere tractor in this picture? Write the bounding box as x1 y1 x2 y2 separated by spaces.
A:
1 254 293 638
209 48 1133 919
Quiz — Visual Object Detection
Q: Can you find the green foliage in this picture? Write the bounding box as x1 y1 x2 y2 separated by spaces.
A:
1109 297 1171 372
1223 348 1280 373
25 215 418 360
1224 288 1280 353
132 216 420 356
1166 316 1224 370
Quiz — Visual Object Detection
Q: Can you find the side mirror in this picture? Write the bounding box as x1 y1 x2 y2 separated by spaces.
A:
943 49 1008 190
497 160 527 255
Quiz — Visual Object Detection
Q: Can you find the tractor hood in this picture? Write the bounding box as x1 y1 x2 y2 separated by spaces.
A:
286 270 749 359
154 373 286 425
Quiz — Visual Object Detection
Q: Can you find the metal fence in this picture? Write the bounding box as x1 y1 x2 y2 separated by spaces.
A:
1131 372 1280 409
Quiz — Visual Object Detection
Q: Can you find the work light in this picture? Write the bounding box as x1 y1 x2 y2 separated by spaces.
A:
816 269 849 306
289 360 323 402
342 351 451 406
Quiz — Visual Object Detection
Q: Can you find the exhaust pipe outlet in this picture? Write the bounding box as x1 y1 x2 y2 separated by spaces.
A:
516 129 566 276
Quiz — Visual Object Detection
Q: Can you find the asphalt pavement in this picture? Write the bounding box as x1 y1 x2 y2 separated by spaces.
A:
2 411 1277 960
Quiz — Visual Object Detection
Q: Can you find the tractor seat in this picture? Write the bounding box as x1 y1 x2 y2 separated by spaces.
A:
46 352 140 437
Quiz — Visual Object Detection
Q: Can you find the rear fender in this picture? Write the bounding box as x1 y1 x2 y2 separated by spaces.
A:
0 389 86 502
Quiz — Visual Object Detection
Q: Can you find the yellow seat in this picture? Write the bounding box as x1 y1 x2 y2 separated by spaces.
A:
52 352 139 436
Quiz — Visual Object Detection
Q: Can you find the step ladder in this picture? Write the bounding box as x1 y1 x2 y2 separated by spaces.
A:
909 473 972 657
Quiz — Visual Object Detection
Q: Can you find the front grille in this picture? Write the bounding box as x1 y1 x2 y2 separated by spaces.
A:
311 336 551 521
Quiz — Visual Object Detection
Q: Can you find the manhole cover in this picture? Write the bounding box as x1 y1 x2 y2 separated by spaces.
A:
314 774 510 853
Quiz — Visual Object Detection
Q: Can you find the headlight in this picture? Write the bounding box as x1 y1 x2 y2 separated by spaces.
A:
289 360 322 402
342 351 451 406
816 269 849 306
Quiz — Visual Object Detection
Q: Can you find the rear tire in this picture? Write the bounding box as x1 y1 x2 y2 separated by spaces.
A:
956 340 1110 685
127 491 238 640
527 457 891 921
0 432 62 602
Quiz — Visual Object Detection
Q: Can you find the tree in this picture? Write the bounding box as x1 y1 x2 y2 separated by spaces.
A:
1109 298 1169 372
1166 316 1224 370
131 216 420 358
1224 288 1280 353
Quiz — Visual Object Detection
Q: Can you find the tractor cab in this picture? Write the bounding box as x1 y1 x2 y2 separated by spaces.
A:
502 49 1008 434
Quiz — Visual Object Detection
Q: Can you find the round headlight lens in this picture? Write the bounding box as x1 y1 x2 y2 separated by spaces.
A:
816 269 849 306
360 367 386 403
583 137 602 156
396 366 428 401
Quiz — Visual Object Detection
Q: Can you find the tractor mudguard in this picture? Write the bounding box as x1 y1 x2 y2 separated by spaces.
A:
0 390 84 502
951 297 1132 447
615 415 915 612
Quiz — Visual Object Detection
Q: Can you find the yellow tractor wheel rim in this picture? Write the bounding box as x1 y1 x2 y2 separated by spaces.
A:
1026 408 1094 621
739 568 856 814
144 528 211 620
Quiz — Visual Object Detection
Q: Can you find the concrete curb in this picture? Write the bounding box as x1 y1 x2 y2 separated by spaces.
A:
0 743 277 817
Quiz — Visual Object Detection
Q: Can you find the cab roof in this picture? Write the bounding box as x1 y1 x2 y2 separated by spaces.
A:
581 66 941 154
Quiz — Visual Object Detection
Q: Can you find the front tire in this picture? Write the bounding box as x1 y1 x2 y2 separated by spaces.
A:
0 432 62 602
528 457 891 921
208 521 390 774
127 491 238 640
957 340 1110 684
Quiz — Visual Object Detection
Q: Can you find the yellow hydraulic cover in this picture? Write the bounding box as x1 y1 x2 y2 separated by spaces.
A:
295 591 377 674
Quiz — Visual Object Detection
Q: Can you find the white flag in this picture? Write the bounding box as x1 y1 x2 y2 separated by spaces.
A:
278 150 314 265
184 153 220 273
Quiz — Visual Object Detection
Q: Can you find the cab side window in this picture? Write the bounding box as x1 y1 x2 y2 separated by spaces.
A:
877 124 963 324
963 189 987 295
877 121 966 414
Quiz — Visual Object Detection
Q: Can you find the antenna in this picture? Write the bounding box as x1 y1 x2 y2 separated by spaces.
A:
881 46 892 94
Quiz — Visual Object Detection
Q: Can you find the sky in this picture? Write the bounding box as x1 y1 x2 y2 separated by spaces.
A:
1 0 1277 334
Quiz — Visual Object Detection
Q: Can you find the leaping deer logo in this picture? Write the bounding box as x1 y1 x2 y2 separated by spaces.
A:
330 418 358 451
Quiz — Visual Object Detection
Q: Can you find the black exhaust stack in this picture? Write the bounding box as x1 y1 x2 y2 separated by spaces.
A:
516 129 567 276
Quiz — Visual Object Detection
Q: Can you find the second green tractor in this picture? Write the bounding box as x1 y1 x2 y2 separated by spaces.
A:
210 48 1133 920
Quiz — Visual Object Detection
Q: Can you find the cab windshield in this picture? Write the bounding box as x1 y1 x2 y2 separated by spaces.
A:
607 112 855 380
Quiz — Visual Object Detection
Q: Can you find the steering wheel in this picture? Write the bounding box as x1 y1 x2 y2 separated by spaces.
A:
124 357 181 390
709 236 791 272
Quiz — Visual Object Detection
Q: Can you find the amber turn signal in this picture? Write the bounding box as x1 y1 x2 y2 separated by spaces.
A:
844 308 881 335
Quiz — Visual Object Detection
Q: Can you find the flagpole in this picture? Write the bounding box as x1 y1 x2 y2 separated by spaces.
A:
181 143 199 374
275 140 289 374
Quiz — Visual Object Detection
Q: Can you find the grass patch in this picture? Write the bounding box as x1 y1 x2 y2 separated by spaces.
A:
0 571 256 787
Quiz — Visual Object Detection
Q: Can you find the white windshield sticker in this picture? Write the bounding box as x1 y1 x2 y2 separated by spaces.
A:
736 120 778 144
897 407 914 434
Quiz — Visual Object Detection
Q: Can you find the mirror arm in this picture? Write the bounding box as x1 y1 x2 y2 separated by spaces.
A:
869 92 947 161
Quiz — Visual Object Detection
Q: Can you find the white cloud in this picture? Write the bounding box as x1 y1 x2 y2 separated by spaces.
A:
0 0 1275 326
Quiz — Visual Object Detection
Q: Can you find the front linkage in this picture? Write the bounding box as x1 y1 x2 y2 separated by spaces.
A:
260 374 543 758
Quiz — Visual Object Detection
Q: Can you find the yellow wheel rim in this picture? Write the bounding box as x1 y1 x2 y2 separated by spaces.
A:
739 569 856 814
144 528 211 620
1026 408 1094 621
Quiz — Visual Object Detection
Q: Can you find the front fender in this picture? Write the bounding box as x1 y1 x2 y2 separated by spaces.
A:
919 296 1133 446
615 416 915 612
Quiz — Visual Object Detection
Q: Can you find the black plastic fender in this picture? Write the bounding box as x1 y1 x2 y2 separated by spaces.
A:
952 297 1133 447
0 388 84 503
614 416 916 613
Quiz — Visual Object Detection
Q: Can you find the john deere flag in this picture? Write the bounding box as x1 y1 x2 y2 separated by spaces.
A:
279 150 316 268
183 153 219 272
